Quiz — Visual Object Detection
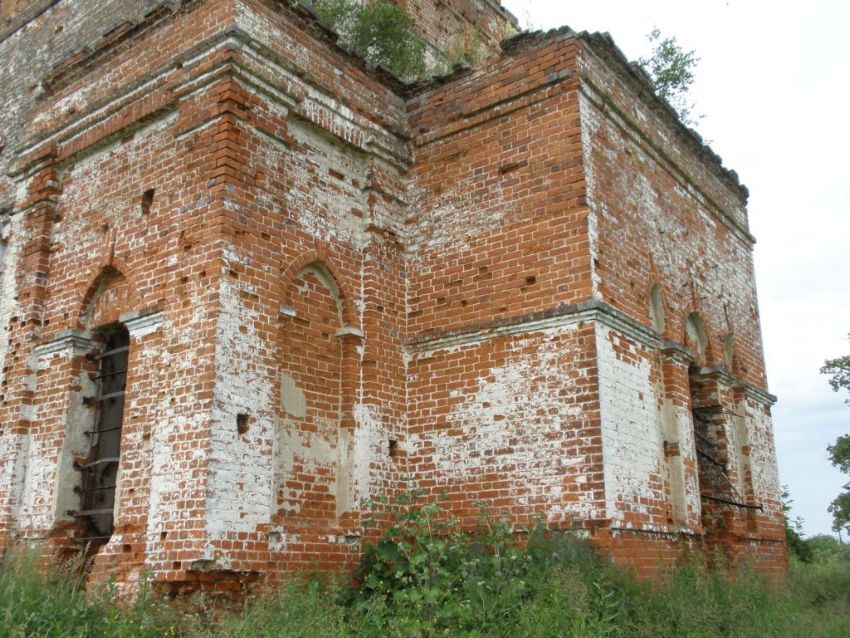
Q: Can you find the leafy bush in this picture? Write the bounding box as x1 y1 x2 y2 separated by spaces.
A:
343 488 626 637
5 497 850 637
312 0 426 80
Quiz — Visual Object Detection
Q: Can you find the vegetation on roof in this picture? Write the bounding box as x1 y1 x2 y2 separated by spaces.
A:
309 0 488 81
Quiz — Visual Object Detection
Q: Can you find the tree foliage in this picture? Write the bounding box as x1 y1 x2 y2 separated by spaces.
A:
312 0 426 80
638 28 701 126
782 485 813 562
822 335 850 535
821 336 850 404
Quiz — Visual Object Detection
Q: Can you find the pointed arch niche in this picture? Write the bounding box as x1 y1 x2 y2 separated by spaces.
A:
273 261 360 530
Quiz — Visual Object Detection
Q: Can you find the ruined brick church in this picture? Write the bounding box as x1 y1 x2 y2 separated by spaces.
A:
0 0 785 595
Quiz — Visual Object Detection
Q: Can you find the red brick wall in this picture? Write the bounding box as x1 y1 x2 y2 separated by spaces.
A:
0 1 785 594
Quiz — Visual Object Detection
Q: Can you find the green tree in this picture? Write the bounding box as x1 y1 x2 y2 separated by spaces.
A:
822 335 850 536
312 0 426 80
638 28 701 126
782 485 813 561
822 337 850 404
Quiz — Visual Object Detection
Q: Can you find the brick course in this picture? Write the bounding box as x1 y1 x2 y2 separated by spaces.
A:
0 0 786 595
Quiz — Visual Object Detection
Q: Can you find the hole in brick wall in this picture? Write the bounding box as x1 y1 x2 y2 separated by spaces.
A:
261 232 271 240
498 160 527 175
388 439 398 459
525 276 536 285
200 270 206 278
122 544 131 553
141 189 155 215
437 297 446 304
236 413 250 435
229 269 238 279
461 299 468 306
180 276 188 284
160 531 168 541
172 561 181 570
101 223 109 233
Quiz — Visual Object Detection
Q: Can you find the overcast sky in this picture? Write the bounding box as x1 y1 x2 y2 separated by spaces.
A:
501 0 850 537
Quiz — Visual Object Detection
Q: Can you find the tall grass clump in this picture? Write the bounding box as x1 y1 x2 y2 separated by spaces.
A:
3 496 850 637
0 549 191 638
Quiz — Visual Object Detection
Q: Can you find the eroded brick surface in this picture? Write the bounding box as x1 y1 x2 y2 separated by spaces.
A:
0 0 786 594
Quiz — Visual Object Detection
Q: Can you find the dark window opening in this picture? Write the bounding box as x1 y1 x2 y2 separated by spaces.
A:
140 189 155 215
76 325 129 548
689 367 763 548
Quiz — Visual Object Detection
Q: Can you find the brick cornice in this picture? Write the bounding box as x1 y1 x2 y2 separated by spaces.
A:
33 329 96 357
11 28 410 180
578 74 756 247
577 31 749 205
407 299 663 355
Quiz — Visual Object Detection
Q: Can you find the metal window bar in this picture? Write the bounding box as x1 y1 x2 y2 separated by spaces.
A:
98 345 129 359
76 327 129 544
75 535 113 542
692 409 760 512
84 423 124 436
696 448 726 470
74 457 120 470
71 508 117 517
75 483 117 493
92 368 127 381
700 494 763 511
83 390 125 405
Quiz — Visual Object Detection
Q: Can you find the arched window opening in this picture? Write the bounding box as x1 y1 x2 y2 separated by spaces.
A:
649 284 665 334
75 324 129 549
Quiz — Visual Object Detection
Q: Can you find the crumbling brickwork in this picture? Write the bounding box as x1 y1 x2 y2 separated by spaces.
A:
0 0 785 596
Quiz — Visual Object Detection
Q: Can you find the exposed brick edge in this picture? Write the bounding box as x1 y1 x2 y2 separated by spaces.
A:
578 31 749 204
42 0 412 102
407 299 661 353
407 298 775 404
578 77 755 246
43 1 194 96
0 0 60 44
11 33 411 181
408 25 749 207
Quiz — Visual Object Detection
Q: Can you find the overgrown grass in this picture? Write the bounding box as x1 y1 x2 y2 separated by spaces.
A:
4 516 850 637
0 551 195 638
